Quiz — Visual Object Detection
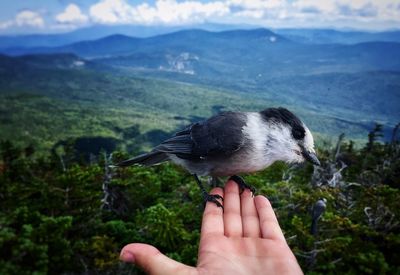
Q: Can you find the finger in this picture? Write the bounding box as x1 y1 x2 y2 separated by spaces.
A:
120 243 195 275
254 195 285 241
201 187 224 236
224 180 243 237
241 189 261 237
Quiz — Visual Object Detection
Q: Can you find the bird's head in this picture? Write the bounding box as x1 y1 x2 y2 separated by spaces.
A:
260 107 320 166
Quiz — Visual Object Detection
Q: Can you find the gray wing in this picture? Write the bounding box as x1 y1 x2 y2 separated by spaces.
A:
154 112 247 160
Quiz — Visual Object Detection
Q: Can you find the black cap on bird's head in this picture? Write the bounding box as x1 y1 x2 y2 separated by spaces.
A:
260 107 320 166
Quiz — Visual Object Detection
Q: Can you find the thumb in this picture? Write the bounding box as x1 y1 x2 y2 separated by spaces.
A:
120 243 196 275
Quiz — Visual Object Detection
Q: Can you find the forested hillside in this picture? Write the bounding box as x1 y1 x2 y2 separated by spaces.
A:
0 50 397 156
1 126 399 274
2 29 398 143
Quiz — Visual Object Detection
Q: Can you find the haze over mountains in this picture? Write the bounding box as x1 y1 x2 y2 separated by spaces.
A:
0 26 399 151
274 28 400 44
1 23 400 49
0 23 253 49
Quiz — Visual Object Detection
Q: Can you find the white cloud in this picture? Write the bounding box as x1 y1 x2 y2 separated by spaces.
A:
89 0 133 24
85 0 400 30
0 20 13 30
292 0 336 14
0 10 44 29
89 0 230 25
142 0 230 24
234 9 265 19
378 0 400 21
291 0 397 21
55 4 89 24
1 0 400 32
228 0 286 21
15 10 45 27
227 0 400 28
229 0 286 10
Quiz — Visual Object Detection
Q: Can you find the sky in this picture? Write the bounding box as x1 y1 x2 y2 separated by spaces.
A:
0 0 399 34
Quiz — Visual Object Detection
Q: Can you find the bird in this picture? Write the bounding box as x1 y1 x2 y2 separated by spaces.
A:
311 198 327 235
116 107 320 208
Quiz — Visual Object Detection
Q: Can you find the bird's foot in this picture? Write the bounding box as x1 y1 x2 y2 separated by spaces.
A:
202 192 224 209
229 175 256 196
209 176 223 188
194 174 223 209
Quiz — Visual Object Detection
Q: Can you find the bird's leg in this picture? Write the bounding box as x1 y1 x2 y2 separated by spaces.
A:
193 174 223 209
210 176 223 188
229 175 256 195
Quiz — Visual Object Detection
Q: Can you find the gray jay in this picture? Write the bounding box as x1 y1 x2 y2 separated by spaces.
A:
117 107 320 208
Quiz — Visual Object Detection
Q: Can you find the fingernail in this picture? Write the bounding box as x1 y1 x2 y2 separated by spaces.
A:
120 251 135 263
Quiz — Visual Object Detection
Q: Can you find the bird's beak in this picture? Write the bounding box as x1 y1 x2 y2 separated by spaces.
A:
302 149 321 166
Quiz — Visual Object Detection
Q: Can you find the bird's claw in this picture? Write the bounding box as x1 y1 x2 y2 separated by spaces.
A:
203 193 224 209
229 175 256 196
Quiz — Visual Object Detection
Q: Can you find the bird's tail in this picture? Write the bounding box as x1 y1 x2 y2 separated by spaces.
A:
116 152 169 167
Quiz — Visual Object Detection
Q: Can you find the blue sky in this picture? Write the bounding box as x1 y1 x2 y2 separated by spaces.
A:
0 0 399 34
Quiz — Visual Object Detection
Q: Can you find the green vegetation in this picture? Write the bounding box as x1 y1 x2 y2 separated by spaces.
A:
0 54 384 156
0 126 399 274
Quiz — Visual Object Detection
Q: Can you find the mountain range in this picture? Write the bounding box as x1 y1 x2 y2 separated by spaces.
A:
0 23 255 49
274 28 400 44
3 28 399 75
0 27 399 152
1 24 400 49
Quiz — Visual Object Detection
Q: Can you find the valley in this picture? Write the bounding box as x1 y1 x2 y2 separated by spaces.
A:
0 28 399 155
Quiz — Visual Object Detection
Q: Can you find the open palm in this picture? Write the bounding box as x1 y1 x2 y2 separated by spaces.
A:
121 180 303 275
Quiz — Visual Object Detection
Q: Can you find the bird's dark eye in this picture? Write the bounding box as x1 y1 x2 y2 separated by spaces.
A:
292 128 305 140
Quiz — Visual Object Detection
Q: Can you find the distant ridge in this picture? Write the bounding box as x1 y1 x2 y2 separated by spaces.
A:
0 28 289 57
0 23 257 48
274 28 400 44
0 53 102 72
2 25 400 50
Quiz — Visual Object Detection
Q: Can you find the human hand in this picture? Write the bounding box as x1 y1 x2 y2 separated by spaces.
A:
120 180 303 275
